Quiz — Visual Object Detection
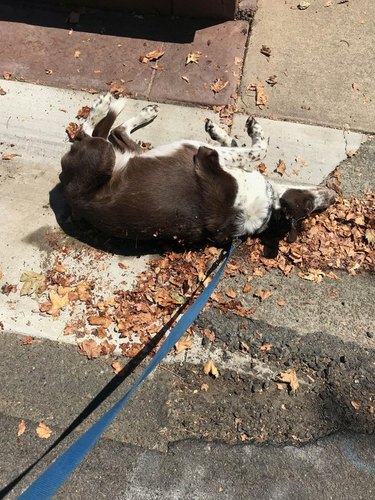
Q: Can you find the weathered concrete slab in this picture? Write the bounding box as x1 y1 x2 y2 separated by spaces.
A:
0 81 220 346
231 114 366 185
239 0 375 134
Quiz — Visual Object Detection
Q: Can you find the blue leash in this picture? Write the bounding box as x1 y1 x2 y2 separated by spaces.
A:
19 243 235 499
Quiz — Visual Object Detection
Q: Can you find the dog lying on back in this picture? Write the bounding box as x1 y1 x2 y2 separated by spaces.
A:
60 94 335 257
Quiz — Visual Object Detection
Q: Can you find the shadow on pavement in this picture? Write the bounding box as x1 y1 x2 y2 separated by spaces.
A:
0 0 219 42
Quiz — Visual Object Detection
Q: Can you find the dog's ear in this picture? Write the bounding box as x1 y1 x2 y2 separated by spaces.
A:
194 146 222 177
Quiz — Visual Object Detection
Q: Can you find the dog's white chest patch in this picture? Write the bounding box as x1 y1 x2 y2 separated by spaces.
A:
231 171 273 235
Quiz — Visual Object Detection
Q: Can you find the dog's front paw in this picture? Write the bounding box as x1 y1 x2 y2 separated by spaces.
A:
89 93 113 123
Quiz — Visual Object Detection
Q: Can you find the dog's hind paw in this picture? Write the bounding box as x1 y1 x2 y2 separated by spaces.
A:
139 104 159 123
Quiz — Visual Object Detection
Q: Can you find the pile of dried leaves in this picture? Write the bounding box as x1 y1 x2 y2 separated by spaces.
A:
15 193 374 359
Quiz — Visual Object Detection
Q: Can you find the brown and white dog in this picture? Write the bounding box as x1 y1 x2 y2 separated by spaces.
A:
60 94 335 256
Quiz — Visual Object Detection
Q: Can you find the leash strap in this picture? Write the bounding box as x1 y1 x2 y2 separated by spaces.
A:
19 243 235 499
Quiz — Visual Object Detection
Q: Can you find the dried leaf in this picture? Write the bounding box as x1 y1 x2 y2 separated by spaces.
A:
17 420 26 437
175 335 193 354
74 50 81 58
0 87 7 95
45 290 69 317
139 49 165 63
260 343 273 352
277 368 299 392
87 315 112 328
185 51 201 65
111 361 123 374
275 160 286 176
277 299 286 306
266 75 277 86
201 383 209 392
78 339 101 359
66 122 81 141
257 163 268 175
297 1 310 9
1 153 19 160
298 269 325 283
20 271 46 296
351 400 361 410
203 359 219 378
3 71 11 80
1 283 17 295
225 289 237 299
240 340 250 352
255 85 268 109
36 422 52 439
260 45 271 57
76 106 91 119
21 336 33 345
181 76 190 83
254 288 273 301
210 79 229 94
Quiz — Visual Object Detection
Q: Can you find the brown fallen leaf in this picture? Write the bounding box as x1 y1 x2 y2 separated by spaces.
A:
74 50 81 58
17 420 26 437
266 75 277 86
21 336 33 345
346 150 358 158
210 79 229 94
0 87 7 95
260 45 271 57
275 159 286 176
78 339 101 359
45 290 69 317
139 49 165 63
185 51 201 65
36 422 52 439
80 87 98 94
297 1 310 9
260 343 273 352
277 299 286 306
20 271 46 296
277 368 299 393
257 163 268 175
109 81 126 97
298 269 325 284
175 335 193 354
255 85 268 109
66 122 81 141
111 361 123 374
234 57 243 66
242 283 252 293
203 359 220 378
225 289 237 299
76 106 91 119
181 76 190 83
1 153 19 160
3 71 11 80
254 288 273 301
351 400 361 410
1 283 17 295
240 340 250 352
87 315 112 328
201 383 209 392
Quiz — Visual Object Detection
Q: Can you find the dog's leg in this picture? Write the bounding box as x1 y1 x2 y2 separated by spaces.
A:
82 94 126 139
109 105 159 155
205 119 238 147
119 104 159 134
214 117 268 171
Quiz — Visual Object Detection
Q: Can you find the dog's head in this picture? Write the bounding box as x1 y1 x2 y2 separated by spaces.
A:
260 186 336 258
60 131 115 194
